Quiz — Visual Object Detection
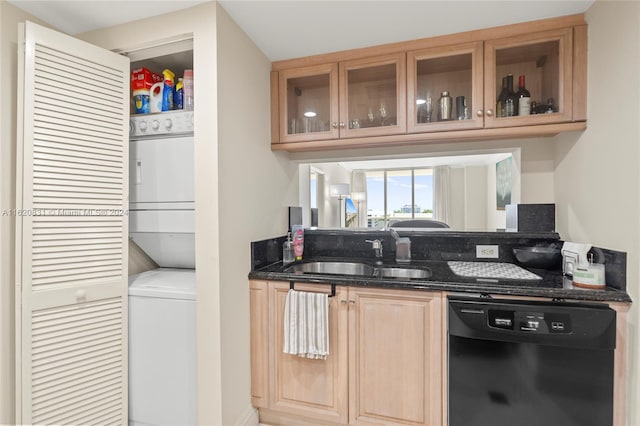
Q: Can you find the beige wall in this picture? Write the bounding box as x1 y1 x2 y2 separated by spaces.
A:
555 1 640 423
0 3 52 424
449 167 466 230
215 4 297 423
463 166 488 231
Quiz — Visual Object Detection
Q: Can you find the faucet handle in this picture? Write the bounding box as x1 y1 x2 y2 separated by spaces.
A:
365 239 382 249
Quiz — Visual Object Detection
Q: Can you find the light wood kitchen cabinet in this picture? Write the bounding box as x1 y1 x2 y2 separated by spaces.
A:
483 27 576 128
268 281 349 424
249 281 444 425
407 41 484 133
348 287 443 426
407 27 581 134
275 53 406 144
270 14 587 152
277 63 339 143
249 280 270 408
339 53 406 138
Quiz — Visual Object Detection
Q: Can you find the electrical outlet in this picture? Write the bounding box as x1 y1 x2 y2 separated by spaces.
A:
476 245 499 259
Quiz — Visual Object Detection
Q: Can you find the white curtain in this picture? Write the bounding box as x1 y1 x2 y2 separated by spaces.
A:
433 166 450 224
351 170 368 228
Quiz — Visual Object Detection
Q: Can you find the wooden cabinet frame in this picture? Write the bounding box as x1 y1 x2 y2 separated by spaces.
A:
407 41 484 134
250 281 444 426
277 63 339 143
270 14 587 152
484 27 574 128
339 52 407 139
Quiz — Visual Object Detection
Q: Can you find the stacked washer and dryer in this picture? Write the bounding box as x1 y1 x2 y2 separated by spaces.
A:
128 110 196 426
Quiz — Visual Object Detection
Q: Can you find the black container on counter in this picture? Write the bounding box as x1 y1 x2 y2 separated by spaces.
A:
506 203 555 232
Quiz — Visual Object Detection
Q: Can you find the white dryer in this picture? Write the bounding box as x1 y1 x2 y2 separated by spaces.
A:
128 268 196 426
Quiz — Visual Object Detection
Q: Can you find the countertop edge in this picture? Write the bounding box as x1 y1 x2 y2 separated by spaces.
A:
248 270 632 303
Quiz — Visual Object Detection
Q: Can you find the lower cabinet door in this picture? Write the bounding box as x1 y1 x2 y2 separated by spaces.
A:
348 288 443 426
269 282 349 424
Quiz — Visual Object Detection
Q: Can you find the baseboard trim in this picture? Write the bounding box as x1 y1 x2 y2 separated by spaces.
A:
234 404 259 426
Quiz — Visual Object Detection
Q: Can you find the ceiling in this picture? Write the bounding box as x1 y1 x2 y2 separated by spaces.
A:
8 0 594 62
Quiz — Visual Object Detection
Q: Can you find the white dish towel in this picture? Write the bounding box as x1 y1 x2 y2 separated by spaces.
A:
283 289 329 360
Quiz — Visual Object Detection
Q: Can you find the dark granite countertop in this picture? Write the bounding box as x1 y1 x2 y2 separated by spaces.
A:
249 257 632 303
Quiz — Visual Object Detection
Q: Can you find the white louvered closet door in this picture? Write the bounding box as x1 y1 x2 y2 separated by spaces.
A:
16 22 129 425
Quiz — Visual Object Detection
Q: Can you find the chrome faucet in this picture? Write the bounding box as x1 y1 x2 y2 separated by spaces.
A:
365 239 384 265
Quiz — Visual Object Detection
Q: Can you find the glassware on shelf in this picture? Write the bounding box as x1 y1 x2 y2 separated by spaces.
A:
379 102 387 126
367 108 375 125
417 96 433 123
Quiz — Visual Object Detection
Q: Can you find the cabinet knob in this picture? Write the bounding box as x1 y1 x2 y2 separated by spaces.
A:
332 122 338 129
339 122 345 128
486 109 494 117
349 300 356 304
476 110 483 117
340 300 347 305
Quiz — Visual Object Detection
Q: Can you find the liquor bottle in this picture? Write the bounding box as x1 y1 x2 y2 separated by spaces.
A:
516 75 531 116
504 74 516 117
496 76 508 117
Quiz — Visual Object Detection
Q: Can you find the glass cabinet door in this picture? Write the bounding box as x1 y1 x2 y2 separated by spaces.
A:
279 63 339 142
484 27 573 128
407 42 484 133
339 53 406 138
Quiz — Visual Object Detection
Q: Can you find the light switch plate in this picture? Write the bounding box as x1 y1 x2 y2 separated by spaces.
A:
476 245 499 259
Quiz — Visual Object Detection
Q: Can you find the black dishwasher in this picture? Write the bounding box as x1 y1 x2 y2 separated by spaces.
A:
448 296 616 426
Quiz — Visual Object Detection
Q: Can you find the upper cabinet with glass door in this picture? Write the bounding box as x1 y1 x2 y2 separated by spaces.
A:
278 63 339 143
277 54 406 143
339 53 406 138
483 28 575 127
407 42 483 133
271 15 587 151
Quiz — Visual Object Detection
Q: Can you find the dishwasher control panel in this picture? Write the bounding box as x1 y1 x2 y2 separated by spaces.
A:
449 296 616 351
488 309 572 334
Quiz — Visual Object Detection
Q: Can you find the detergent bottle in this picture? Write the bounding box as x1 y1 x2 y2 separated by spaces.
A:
161 69 175 111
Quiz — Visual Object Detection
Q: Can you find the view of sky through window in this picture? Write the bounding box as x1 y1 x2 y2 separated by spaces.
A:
366 169 433 226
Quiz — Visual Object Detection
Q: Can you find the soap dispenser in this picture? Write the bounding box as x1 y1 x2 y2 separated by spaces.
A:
283 232 294 264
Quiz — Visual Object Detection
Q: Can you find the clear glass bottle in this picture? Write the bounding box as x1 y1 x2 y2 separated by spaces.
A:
283 232 294 264
504 74 516 117
496 76 508 117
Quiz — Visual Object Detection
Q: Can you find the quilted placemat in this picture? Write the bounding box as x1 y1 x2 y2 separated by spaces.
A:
447 261 542 280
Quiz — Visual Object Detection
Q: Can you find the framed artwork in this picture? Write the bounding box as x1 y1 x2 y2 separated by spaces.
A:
496 157 512 210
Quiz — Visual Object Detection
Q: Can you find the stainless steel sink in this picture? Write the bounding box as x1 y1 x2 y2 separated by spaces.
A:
285 261 431 280
376 267 432 279
285 261 375 276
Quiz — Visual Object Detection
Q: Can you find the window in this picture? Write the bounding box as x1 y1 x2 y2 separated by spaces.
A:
366 168 433 228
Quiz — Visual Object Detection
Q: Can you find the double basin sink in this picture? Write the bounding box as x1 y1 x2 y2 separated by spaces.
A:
285 261 431 280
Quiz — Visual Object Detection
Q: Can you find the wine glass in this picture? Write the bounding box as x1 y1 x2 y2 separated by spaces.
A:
379 102 387 126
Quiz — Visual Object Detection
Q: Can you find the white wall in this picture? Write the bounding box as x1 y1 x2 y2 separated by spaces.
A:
0 4 52 424
554 1 640 423
448 167 466 230
463 166 488 231
307 163 351 228
215 4 298 423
